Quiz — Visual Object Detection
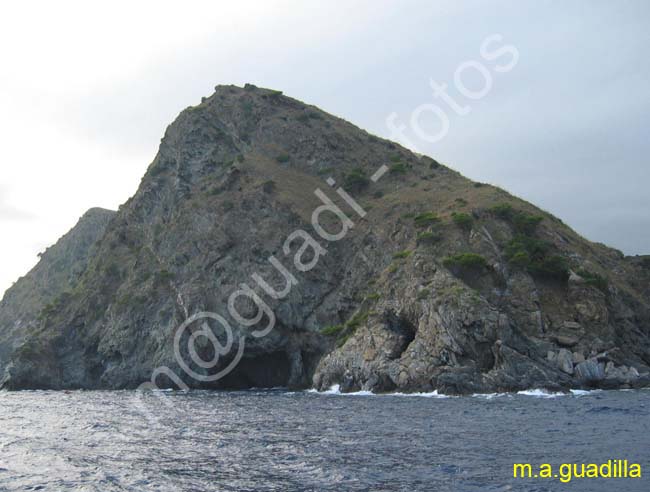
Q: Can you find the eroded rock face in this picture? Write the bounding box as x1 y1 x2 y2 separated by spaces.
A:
1 85 649 393
312 251 650 394
0 208 115 379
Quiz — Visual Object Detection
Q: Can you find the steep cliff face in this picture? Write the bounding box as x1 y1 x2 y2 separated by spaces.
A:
1 85 649 393
0 208 115 378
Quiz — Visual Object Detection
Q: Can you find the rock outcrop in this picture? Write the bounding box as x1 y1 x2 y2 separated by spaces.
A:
1 85 649 394
0 208 114 379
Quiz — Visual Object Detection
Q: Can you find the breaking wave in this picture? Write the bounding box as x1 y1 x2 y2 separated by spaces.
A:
307 385 451 398
309 386 605 399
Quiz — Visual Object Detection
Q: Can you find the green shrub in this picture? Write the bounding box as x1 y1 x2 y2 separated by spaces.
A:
490 203 543 234
388 263 400 274
390 154 402 163
321 324 344 336
346 311 369 331
389 163 408 175
323 310 371 344
414 212 440 228
455 198 468 206
576 269 609 293
504 234 569 281
443 253 489 274
275 154 290 163
344 169 370 192
491 203 515 219
337 332 353 347
451 212 474 231
512 214 543 235
505 235 551 262
331 310 371 347
393 250 412 259
417 231 441 245
508 251 531 268
639 258 650 270
366 293 381 301
527 255 570 281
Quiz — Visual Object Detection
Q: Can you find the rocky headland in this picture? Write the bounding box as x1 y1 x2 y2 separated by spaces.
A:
1 85 649 394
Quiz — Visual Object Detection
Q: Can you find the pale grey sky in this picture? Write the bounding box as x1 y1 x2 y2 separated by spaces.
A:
1 0 649 296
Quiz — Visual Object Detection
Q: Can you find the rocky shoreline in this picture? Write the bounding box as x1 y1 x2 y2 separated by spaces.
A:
1 85 649 394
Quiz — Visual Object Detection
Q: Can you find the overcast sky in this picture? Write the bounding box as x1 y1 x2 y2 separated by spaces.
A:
0 0 649 296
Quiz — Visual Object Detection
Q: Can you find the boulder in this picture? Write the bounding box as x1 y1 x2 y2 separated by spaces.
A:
556 349 574 375
575 359 605 383
554 335 579 347
562 321 583 331
572 352 585 364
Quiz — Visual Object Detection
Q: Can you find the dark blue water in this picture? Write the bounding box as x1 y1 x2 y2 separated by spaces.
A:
0 388 648 491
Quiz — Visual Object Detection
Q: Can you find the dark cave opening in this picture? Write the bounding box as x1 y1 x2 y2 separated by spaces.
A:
384 311 417 359
218 351 292 389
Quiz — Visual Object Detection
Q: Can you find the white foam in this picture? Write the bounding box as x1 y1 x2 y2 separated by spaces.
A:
516 389 566 398
307 384 342 395
307 385 450 398
392 390 451 399
347 390 375 396
570 389 603 396
308 386 607 398
471 392 511 400
569 389 590 396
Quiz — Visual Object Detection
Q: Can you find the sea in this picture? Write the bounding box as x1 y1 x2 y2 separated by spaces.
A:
0 387 648 491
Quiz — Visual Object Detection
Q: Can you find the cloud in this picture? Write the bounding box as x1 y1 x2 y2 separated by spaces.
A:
0 187 36 222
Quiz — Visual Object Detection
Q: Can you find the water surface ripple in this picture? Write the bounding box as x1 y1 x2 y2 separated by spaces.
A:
0 389 648 491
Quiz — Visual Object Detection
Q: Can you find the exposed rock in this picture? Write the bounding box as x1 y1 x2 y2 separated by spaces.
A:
575 359 605 383
572 352 585 364
563 321 583 331
0 208 115 377
553 335 580 347
0 85 649 394
568 271 585 284
556 349 574 375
